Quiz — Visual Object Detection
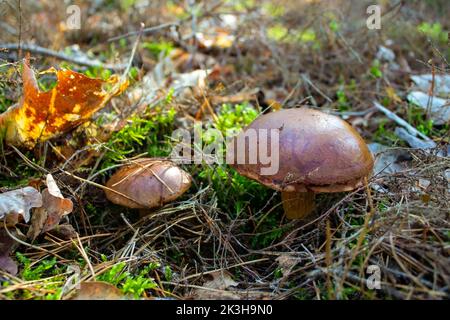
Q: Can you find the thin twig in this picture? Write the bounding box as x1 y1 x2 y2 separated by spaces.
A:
108 22 180 42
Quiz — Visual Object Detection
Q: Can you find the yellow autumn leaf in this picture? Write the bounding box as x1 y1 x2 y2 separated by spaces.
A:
0 58 128 148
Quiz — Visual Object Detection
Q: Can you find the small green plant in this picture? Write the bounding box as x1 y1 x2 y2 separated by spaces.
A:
16 253 62 281
97 262 129 285
267 25 317 46
164 266 173 281
142 41 174 59
84 66 112 81
6 253 67 300
374 119 399 145
266 24 289 42
369 59 383 78
329 20 340 33
417 22 447 43
262 2 285 17
406 105 436 136
120 0 137 10
336 88 350 111
199 165 269 216
198 103 270 216
251 212 286 248
0 88 13 113
36 73 58 92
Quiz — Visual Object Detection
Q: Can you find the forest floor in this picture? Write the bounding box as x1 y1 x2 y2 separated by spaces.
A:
0 0 449 300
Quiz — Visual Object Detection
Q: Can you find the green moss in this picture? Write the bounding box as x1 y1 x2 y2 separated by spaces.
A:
100 105 176 170
97 261 159 299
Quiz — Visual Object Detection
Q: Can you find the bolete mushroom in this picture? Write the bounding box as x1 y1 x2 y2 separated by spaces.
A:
105 158 192 210
228 108 374 220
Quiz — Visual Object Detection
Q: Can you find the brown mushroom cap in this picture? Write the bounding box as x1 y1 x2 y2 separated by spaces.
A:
229 108 374 193
105 159 192 209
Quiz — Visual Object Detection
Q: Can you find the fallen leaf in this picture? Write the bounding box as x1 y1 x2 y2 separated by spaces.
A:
194 14 237 50
0 229 18 275
171 69 212 99
71 281 125 300
192 271 240 300
27 174 73 240
0 58 128 148
203 271 239 290
48 224 78 240
125 54 213 126
376 45 396 62
0 255 17 275
191 270 270 300
368 143 412 176
0 187 42 223
275 254 300 278
410 74 450 96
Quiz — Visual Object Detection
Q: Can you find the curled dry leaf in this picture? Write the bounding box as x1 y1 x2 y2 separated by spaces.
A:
71 281 125 300
28 174 73 240
0 186 42 223
0 58 128 148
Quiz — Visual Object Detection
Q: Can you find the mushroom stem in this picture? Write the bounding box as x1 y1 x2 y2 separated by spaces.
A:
281 191 316 219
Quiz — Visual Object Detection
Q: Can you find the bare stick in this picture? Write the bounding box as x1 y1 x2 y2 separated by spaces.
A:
0 43 127 71
373 101 432 141
108 22 179 42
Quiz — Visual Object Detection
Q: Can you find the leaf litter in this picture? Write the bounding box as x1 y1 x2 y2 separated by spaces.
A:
0 0 448 301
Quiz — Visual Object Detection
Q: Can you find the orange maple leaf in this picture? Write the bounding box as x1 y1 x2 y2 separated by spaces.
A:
0 59 128 148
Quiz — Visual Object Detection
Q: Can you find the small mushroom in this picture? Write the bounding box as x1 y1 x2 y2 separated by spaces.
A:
229 108 374 220
105 158 192 210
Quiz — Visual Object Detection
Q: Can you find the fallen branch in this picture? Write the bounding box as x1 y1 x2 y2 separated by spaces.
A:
373 101 432 142
0 43 127 71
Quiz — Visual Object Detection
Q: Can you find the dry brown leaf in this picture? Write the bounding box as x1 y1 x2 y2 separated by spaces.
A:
0 58 128 148
275 254 300 278
28 174 73 240
192 271 241 300
0 255 17 275
0 187 42 223
0 229 18 275
202 271 239 290
48 224 78 240
71 281 125 300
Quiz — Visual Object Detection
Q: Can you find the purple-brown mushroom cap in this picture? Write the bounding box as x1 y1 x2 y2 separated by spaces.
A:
229 108 374 193
105 159 192 209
